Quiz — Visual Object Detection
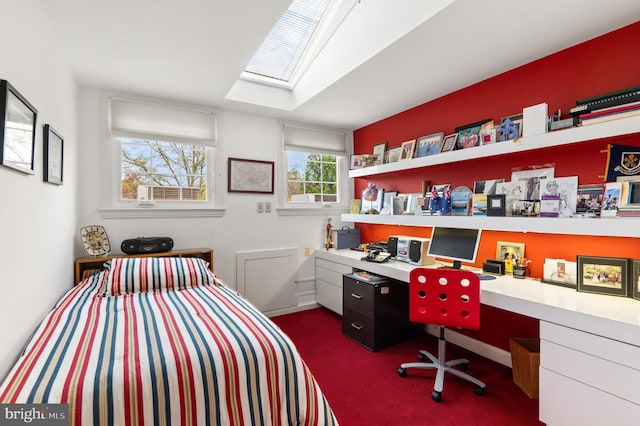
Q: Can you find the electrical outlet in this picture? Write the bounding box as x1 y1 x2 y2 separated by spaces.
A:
257 202 264 213
304 247 311 256
264 201 272 213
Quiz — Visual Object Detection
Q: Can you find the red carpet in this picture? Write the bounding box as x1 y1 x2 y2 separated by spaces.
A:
271 307 544 426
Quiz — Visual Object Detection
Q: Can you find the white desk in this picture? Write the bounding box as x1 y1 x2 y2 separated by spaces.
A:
315 249 640 425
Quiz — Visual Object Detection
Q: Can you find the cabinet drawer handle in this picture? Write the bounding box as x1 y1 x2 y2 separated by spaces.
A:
350 293 363 299
350 322 363 330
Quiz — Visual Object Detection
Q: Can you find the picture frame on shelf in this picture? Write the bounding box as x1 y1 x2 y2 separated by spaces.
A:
486 194 506 216
228 157 274 194
496 241 525 274
43 124 64 185
399 139 416 160
379 190 397 215
454 119 492 149
372 141 387 161
364 154 381 167
1 79 38 175
601 181 622 217
542 258 577 289
496 114 523 142
415 132 444 157
631 259 640 301
350 154 366 169
577 255 629 297
385 146 402 163
480 121 496 145
440 133 458 153
576 184 603 215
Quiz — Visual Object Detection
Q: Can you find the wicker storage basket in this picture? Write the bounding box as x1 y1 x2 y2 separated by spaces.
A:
509 337 540 399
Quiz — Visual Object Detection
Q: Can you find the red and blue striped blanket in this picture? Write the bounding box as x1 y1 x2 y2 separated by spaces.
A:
0 271 337 425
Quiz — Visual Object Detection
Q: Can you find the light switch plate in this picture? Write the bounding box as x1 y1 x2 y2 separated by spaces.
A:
257 202 264 213
264 201 271 213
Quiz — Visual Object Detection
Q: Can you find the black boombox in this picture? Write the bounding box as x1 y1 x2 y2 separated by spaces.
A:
121 237 174 255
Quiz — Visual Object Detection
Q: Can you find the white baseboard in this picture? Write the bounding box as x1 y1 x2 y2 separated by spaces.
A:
426 325 512 367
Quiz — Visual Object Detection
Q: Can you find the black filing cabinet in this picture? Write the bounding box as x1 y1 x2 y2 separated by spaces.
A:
342 272 422 351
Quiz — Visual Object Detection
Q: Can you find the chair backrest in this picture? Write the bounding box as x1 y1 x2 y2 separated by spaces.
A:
408 268 480 330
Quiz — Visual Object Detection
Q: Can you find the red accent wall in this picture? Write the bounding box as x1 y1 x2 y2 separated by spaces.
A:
352 21 640 350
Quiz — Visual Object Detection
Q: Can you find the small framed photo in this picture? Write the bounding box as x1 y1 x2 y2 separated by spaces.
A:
631 259 640 301
400 139 416 160
440 133 458 153
385 146 402 163
372 141 387 159
415 132 444 157
43 124 64 185
542 258 577 289
496 114 523 142
496 241 525 274
350 154 365 169
228 157 274 194
576 184 603 215
577 255 629 297
1 80 38 174
455 119 492 149
487 194 506 216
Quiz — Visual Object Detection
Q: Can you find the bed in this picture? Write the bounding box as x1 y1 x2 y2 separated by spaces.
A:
0 256 338 425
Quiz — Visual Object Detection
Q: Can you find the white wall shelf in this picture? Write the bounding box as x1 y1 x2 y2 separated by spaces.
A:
345 114 640 236
349 114 640 178
341 213 640 238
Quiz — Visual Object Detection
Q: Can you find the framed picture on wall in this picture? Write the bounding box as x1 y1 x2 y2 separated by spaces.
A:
228 157 274 194
1 80 38 174
43 124 64 185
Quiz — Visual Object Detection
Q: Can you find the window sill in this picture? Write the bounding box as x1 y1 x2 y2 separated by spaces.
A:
276 206 348 216
98 207 226 219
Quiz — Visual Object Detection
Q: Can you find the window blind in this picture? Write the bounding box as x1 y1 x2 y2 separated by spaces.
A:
283 123 347 156
109 97 216 145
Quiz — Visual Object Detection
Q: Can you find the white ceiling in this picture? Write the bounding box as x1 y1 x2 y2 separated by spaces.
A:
39 0 640 130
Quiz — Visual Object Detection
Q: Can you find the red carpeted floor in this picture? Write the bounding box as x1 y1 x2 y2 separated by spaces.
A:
271 307 544 426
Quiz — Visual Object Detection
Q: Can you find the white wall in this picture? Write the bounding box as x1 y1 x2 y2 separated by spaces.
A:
76 88 350 292
0 0 78 378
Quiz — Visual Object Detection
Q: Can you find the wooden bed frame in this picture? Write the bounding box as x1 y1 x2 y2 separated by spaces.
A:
73 248 213 285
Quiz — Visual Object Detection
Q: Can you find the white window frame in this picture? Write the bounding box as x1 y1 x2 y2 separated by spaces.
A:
277 121 351 216
98 94 225 219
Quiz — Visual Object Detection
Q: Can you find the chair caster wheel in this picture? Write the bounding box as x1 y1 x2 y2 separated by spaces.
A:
418 353 427 362
460 362 469 371
474 386 485 396
398 367 407 377
431 391 442 402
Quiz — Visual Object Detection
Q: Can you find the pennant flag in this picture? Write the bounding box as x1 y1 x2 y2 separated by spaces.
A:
604 143 640 181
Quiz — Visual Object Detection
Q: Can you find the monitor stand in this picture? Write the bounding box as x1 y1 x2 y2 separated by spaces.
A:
437 260 462 269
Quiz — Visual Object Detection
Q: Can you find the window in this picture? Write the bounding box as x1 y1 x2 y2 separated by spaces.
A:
282 122 349 210
120 138 207 202
104 96 221 217
243 0 358 88
287 151 337 203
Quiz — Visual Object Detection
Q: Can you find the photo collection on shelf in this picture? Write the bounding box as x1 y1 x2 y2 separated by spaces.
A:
347 86 640 302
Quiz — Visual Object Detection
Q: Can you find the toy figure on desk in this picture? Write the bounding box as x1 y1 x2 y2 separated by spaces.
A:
325 218 333 250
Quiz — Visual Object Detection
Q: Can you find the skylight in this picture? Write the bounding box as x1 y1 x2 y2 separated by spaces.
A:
245 0 330 83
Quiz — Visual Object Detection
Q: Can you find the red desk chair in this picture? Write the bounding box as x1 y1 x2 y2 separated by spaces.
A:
398 268 486 402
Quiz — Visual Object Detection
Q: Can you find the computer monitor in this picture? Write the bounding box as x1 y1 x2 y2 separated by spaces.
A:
427 227 482 269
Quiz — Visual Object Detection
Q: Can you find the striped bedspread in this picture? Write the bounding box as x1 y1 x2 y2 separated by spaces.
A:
0 272 338 425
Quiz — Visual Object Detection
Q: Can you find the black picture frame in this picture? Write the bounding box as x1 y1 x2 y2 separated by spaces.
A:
487 194 506 216
631 259 640 301
227 157 274 194
577 255 629 297
0 80 38 174
454 119 492 149
43 124 64 185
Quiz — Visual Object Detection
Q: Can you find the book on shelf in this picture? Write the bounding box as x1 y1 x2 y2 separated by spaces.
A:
579 101 640 120
570 85 640 116
580 108 640 126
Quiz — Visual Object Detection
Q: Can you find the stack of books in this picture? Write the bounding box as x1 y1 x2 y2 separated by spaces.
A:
570 85 640 126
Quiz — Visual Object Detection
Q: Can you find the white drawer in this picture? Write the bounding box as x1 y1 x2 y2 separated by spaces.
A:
541 338 640 406
540 367 640 426
316 279 342 315
541 321 640 370
316 258 352 275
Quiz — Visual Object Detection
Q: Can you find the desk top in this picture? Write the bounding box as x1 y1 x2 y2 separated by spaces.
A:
316 249 640 347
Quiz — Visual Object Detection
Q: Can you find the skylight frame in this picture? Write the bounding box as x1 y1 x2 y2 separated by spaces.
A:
242 0 358 90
